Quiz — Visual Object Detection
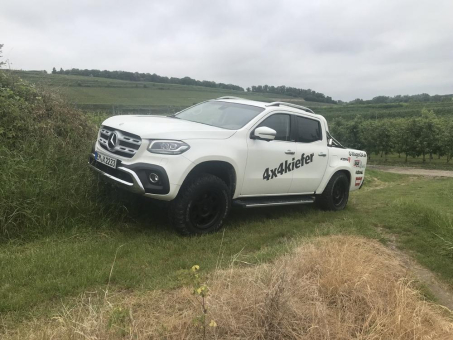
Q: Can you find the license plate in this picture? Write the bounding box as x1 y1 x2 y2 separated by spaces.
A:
95 151 117 169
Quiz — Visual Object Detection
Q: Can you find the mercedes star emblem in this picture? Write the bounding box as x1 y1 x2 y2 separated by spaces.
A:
107 131 119 151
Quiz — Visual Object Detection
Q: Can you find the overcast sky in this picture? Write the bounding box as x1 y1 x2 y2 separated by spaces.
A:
2 0 453 101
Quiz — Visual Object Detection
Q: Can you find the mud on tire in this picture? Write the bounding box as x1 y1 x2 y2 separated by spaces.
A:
169 174 231 235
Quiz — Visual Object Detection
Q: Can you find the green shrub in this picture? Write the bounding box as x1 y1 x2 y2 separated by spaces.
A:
0 71 125 240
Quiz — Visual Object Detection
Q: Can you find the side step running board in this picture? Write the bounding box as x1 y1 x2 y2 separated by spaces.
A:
233 196 315 208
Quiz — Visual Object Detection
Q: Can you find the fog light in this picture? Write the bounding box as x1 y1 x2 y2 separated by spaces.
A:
149 172 159 183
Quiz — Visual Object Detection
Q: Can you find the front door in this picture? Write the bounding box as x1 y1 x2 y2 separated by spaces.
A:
241 113 295 196
289 115 329 194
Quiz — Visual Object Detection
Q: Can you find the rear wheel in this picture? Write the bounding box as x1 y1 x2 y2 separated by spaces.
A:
316 172 349 211
169 174 231 235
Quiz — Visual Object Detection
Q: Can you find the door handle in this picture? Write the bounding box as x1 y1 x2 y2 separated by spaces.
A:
285 150 295 155
318 152 327 157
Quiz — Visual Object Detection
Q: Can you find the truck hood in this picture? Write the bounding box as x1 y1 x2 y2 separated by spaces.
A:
102 115 237 140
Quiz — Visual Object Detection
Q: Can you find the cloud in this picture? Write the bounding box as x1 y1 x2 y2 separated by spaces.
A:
1 0 452 100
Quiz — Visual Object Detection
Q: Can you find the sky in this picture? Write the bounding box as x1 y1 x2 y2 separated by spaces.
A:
1 0 453 101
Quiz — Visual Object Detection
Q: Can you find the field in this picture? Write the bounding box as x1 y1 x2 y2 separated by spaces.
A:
14 71 333 115
316 101 453 120
2 170 453 328
367 153 453 169
2 70 453 337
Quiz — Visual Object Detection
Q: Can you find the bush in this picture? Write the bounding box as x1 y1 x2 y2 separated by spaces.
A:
0 71 123 240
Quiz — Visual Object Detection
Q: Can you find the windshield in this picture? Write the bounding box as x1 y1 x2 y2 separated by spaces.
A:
175 101 265 130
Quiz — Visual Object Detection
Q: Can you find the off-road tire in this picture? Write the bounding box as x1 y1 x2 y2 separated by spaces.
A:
316 172 349 211
169 174 231 235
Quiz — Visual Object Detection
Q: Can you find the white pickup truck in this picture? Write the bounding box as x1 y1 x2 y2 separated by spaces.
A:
89 97 367 235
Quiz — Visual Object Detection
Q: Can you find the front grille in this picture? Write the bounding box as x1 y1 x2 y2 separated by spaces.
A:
98 126 142 158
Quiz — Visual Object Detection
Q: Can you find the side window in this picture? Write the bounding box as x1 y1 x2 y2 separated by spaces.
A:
296 116 322 143
257 114 291 141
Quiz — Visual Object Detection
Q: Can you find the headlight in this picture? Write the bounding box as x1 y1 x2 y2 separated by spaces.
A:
147 140 190 155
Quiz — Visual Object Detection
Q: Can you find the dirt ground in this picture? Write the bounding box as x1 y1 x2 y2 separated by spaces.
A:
383 230 453 311
369 166 453 311
368 165 453 178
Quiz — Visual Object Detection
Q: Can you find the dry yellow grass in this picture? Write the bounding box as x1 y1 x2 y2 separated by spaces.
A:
4 236 453 339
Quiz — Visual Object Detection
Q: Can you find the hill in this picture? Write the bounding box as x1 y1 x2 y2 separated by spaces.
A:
12 71 453 121
13 71 335 115
315 101 453 121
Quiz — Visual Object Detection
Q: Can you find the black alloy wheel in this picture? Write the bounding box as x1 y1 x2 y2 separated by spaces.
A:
316 172 350 211
169 174 231 235
332 179 347 208
189 190 222 229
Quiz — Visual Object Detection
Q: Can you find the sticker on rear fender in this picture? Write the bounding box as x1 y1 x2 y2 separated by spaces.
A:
354 159 365 168
349 151 367 158
355 177 363 186
263 153 314 181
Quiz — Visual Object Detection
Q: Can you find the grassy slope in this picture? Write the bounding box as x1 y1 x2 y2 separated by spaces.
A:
13 71 333 114
2 170 453 325
14 71 453 118
316 101 453 121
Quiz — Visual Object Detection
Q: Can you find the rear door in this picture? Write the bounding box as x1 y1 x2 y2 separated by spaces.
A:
241 113 296 196
289 115 329 194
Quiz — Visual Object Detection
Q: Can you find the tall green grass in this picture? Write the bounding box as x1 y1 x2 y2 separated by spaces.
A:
0 71 126 241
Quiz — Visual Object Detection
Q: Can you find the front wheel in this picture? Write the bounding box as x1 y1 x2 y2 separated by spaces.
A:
169 174 231 235
316 172 349 211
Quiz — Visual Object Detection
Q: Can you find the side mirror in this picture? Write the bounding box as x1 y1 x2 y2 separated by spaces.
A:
327 138 333 147
252 126 277 141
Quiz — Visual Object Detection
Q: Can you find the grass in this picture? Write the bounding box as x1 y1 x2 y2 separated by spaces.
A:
12 70 334 115
2 69 453 336
2 170 453 329
368 152 453 170
5 236 453 339
12 70 453 119
316 101 453 121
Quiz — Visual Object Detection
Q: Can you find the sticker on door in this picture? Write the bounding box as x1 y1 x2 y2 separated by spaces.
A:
263 153 314 181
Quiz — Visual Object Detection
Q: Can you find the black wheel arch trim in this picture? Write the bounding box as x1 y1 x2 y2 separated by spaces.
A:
182 160 237 197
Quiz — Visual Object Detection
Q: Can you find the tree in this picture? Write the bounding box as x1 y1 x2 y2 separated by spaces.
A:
404 117 423 160
348 116 365 150
52 67 57 74
360 120 379 159
392 119 411 161
445 120 453 162
418 108 439 162
0 44 5 67
437 118 452 162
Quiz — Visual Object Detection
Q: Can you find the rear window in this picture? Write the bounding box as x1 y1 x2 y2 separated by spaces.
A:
295 116 322 143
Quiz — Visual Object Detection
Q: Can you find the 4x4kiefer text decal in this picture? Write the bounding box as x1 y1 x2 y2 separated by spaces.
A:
263 153 314 181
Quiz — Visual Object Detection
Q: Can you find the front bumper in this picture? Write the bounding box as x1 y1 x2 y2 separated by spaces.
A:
88 153 170 196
